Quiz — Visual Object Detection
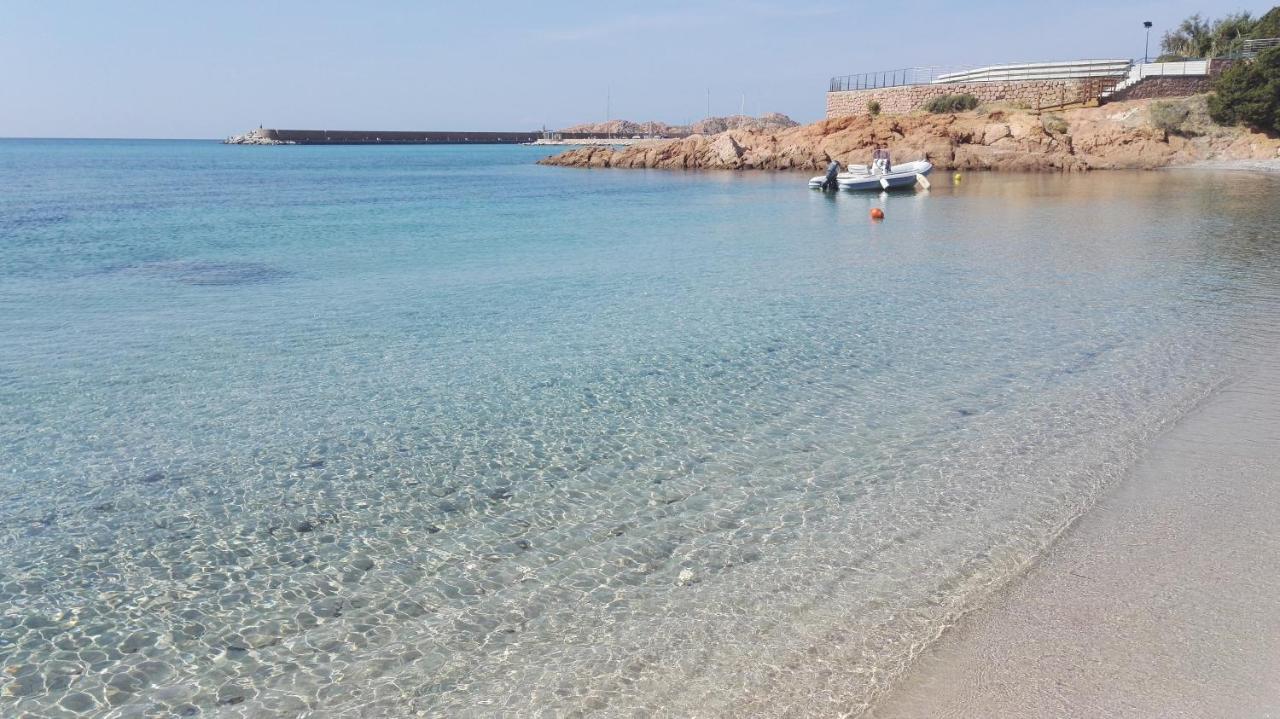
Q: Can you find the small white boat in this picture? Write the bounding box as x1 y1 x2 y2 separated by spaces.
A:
809 150 932 191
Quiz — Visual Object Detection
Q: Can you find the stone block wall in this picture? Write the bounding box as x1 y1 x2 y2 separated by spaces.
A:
1107 76 1212 101
1094 59 1233 102
1209 58 1238 77
826 78 1118 117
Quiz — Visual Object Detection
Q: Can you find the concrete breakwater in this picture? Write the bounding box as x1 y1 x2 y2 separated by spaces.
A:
224 128 540 145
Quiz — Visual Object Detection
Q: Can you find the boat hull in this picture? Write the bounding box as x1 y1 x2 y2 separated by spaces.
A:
808 161 933 191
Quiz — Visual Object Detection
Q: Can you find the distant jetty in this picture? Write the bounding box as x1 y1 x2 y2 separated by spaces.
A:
224 128 541 145
224 114 801 146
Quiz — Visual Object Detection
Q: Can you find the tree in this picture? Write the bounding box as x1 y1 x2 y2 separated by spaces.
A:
1208 46 1280 133
1161 11 1258 58
1162 14 1214 57
1251 7 1280 40
1212 12 1259 55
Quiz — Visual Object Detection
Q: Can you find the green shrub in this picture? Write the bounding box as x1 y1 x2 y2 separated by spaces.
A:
1149 100 1191 136
867 100 882 116
1042 114 1069 134
1208 46 1280 133
1252 7 1280 39
923 93 979 113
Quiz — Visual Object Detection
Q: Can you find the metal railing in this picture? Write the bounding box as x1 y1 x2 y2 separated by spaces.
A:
829 59 1132 92
1242 37 1280 57
829 54 1230 109
829 67 954 92
935 59 1131 83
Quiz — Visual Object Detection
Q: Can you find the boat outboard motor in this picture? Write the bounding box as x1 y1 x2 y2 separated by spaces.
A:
822 160 841 191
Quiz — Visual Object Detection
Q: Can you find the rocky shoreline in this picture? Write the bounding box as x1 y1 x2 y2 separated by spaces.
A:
538 97 1280 172
559 113 798 138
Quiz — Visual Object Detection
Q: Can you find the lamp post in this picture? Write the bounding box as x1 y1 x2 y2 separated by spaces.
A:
1143 21 1153 63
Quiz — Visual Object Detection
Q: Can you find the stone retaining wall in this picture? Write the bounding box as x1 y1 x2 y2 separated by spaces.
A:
826 78 1118 117
1106 59 1236 102
1107 76 1213 101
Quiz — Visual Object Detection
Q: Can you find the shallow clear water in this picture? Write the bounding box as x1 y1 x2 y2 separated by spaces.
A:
2 140 1279 718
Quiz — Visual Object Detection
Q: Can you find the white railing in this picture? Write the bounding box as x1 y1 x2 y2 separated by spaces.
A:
830 56 1216 96
933 59 1131 84
1242 38 1279 57
829 59 1131 92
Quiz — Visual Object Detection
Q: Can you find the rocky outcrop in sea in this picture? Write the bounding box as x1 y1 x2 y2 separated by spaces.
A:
540 97 1280 172
223 129 292 145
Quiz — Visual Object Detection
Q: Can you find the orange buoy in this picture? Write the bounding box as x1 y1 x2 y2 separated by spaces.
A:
870 207 885 220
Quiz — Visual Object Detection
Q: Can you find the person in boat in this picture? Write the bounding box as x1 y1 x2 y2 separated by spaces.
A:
872 148 892 174
821 159 841 191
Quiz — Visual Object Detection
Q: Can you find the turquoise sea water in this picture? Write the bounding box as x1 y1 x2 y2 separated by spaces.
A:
2 140 1279 717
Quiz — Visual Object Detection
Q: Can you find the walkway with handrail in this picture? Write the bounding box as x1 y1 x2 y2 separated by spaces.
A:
828 57 1217 95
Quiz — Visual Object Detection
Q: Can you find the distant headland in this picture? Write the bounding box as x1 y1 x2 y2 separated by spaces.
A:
556 113 798 138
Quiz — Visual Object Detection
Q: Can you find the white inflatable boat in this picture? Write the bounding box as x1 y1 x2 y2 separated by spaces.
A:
809 150 932 191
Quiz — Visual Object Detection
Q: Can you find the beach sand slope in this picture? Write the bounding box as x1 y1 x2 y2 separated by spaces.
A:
870 361 1280 718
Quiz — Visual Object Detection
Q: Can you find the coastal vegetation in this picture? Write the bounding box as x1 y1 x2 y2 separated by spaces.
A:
867 100 882 117
1157 6 1280 133
923 93 979 113
1160 12 1257 59
1255 6 1280 38
1042 114 1069 135
1208 46 1280 133
1158 6 1280 60
1149 100 1193 138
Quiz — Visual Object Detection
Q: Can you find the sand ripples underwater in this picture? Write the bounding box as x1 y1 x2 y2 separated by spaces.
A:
2 141 1279 717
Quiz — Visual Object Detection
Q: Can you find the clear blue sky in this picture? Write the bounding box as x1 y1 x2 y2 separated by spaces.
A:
0 1 1269 138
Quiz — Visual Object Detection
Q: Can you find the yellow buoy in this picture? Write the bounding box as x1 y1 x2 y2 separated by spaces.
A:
953 173 962 184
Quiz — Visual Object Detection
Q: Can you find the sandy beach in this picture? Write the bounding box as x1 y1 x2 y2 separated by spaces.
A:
870 355 1280 718
1177 158 1280 173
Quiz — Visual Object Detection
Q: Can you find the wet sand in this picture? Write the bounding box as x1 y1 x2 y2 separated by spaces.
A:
870 359 1280 718
1177 158 1280 174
